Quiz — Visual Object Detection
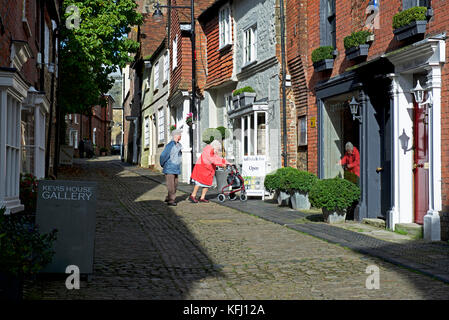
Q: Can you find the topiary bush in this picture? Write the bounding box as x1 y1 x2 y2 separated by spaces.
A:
309 178 360 211
290 170 318 193
311 46 335 63
392 6 427 30
343 30 373 50
232 86 255 97
264 171 281 192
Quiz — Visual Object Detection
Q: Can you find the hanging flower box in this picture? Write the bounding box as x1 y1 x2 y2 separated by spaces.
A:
343 30 373 61
345 44 370 60
232 86 256 108
393 20 427 41
313 59 334 72
392 7 428 41
311 46 336 72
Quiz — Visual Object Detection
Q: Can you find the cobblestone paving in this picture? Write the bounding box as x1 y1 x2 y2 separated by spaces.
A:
25 158 449 300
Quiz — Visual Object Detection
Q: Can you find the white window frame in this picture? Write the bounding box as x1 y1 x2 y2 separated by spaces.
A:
243 24 257 66
153 61 159 90
144 116 150 147
158 108 165 143
163 51 169 84
219 4 232 49
172 35 178 70
298 115 307 146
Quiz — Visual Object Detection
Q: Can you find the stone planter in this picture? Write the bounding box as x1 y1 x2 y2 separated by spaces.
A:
277 191 290 206
290 191 311 210
393 20 427 41
345 44 370 61
0 272 23 300
239 92 256 107
322 208 347 224
232 95 239 109
313 59 334 72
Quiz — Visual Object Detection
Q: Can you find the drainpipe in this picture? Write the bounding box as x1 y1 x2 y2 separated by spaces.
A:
279 0 288 167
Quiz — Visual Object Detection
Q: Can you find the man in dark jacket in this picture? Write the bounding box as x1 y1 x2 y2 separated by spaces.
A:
160 129 183 206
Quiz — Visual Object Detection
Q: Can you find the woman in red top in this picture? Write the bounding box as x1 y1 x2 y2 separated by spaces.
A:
189 140 230 203
339 142 360 177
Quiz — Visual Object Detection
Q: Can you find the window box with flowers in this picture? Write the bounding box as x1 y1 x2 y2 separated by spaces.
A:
344 30 373 61
392 6 431 41
312 46 336 72
232 86 256 108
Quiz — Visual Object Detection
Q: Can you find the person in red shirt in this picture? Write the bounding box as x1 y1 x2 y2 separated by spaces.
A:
339 142 360 177
189 140 231 203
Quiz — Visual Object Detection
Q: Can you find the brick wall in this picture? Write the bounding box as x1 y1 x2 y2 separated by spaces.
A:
286 0 309 170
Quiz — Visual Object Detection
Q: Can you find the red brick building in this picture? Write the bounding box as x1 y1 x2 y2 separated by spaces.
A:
66 95 114 157
301 0 448 239
0 0 60 213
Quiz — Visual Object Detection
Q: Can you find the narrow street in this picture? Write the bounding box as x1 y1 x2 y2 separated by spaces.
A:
25 157 449 300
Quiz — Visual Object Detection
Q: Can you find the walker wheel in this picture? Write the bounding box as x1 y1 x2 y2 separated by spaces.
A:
239 193 248 202
229 193 237 201
218 194 226 202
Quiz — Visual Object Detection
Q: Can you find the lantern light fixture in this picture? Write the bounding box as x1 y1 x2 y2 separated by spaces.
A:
349 96 362 123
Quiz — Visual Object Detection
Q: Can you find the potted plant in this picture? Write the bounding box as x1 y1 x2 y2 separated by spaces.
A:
0 207 57 300
309 178 360 224
288 171 318 210
186 112 193 126
170 124 177 132
311 46 335 72
275 167 301 206
392 6 428 41
344 30 373 60
233 86 256 107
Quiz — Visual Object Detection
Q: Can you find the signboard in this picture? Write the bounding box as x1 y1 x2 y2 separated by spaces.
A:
36 180 97 274
242 155 266 199
310 116 317 128
59 145 74 165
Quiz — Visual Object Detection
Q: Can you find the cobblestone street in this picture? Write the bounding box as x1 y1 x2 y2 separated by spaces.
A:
25 157 449 300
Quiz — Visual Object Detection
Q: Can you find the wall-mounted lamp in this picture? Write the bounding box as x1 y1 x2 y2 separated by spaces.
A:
349 96 362 123
412 80 433 108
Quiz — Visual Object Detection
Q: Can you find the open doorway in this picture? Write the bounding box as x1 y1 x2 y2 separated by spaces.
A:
322 92 360 179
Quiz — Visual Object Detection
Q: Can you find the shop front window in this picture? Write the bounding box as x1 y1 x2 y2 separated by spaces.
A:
240 111 267 157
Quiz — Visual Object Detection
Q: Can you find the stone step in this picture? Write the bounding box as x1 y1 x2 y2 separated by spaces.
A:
395 223 423 239
362 218 386 229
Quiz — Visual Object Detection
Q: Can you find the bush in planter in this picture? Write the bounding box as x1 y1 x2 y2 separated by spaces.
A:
311 46 334 63
392 6 427 30
343 30 373 50
309 177 360 212
19 173 38 215
0 207 57 299
264 171 281 193
288 170 318 210
232 86 255 97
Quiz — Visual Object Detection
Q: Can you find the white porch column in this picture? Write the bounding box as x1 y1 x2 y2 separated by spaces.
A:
180 95 192 183
386 74 400 230
424 65 443 241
